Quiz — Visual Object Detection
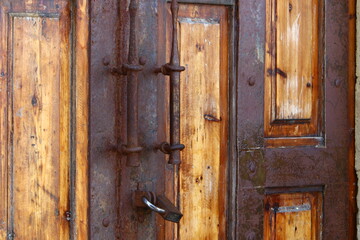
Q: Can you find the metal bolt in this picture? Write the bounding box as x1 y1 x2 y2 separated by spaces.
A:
248 77 255 86
334 79 341 87
0 72 4 77
306 82 312 88
102 56 110 66
139 56 147 66
65 211 72 221
102 217 110 227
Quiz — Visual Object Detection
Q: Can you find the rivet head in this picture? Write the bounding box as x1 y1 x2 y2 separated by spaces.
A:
139 56 147 66
306 82 312 88
102 217 110 227
248 161 256 173
334 79 341 87
102 56 110 66
0 72 5 77
248 77 255 86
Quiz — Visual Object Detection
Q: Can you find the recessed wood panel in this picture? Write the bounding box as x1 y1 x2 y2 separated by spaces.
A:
9 15 70 239
264 192 323 240
0 1 89 239
264 0 323 146
178 4 228 239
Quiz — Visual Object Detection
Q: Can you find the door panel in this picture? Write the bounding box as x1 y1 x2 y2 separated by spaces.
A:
91 0 355 239
0 1 89 239
264 190 323 240
178 4 228 239
238 0 354 239
264 0 323 147
10 14 69 239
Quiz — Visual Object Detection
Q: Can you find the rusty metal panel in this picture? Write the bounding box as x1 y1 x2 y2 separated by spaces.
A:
237 0 354 239
88 0 355 239
89 0 120 238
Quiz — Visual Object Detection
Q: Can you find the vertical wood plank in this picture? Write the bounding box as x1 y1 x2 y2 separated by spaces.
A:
75 0 89 239
264 0 322 144
11 15 67 239
59 9 71 240
0 1 89 239
348 0 356 238
178 5 228 240
276 0 315 120
0 3 8 239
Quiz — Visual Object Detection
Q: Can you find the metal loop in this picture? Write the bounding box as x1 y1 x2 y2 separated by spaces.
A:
158 142 185 155
121 145 143 154
142 197 166 214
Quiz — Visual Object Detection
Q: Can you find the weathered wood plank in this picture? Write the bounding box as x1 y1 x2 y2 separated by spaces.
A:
264 192 323 240
178 4 228 239
275 0 316 120
11 15 67 239
0 1 89 239
264 0 322 142
75 0 89 239
0 3 9 239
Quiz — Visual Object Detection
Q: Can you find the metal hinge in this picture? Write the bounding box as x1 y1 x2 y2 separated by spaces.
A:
65 211 72 221
7 231 15 240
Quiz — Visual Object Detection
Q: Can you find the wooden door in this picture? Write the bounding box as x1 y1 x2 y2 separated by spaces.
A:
0 0 89 239
88 0 356 239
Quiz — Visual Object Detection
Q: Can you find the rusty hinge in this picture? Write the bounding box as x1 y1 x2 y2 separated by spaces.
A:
65 211 72 221
7 231 15 240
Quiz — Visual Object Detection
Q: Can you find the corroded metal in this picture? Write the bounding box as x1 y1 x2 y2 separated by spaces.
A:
158 142 185 155
111 0 144 167
155 0 185 165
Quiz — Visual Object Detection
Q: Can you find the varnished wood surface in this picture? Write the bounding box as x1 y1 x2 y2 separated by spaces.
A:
11 15 69 239
275 0 315 120
264 0 322 143
74 0 90 239
347 0 356 238
0 2 9 239
178 4 228 239
0 1 89 239
264 192 322 240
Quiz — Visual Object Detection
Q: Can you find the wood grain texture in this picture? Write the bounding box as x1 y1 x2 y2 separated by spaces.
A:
264 192 323 240
0 2 9 239
178 4 228 240
348 0 356 238
0 1 89 239
74 0 90 239
275 0 315 120
10 15 69 239
264 0 323 143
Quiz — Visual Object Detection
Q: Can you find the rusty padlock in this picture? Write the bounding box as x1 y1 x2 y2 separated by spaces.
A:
155 195 183 223
136 191 183 223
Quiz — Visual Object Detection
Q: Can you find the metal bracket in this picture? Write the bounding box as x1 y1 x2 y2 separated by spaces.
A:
155 0 185 165
109 0 145 167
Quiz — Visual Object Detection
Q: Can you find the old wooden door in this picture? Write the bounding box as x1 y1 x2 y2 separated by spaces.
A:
89 0 356 239
0 0 89 239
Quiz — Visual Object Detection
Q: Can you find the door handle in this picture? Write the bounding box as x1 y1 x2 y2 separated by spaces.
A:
155 0 185 165
134 191 183 223
110 0 145 167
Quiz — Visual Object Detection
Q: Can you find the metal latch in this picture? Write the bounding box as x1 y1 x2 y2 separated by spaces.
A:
271 203 311 213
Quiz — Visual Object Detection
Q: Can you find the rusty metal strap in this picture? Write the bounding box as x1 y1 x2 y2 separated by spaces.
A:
271 203 311 213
